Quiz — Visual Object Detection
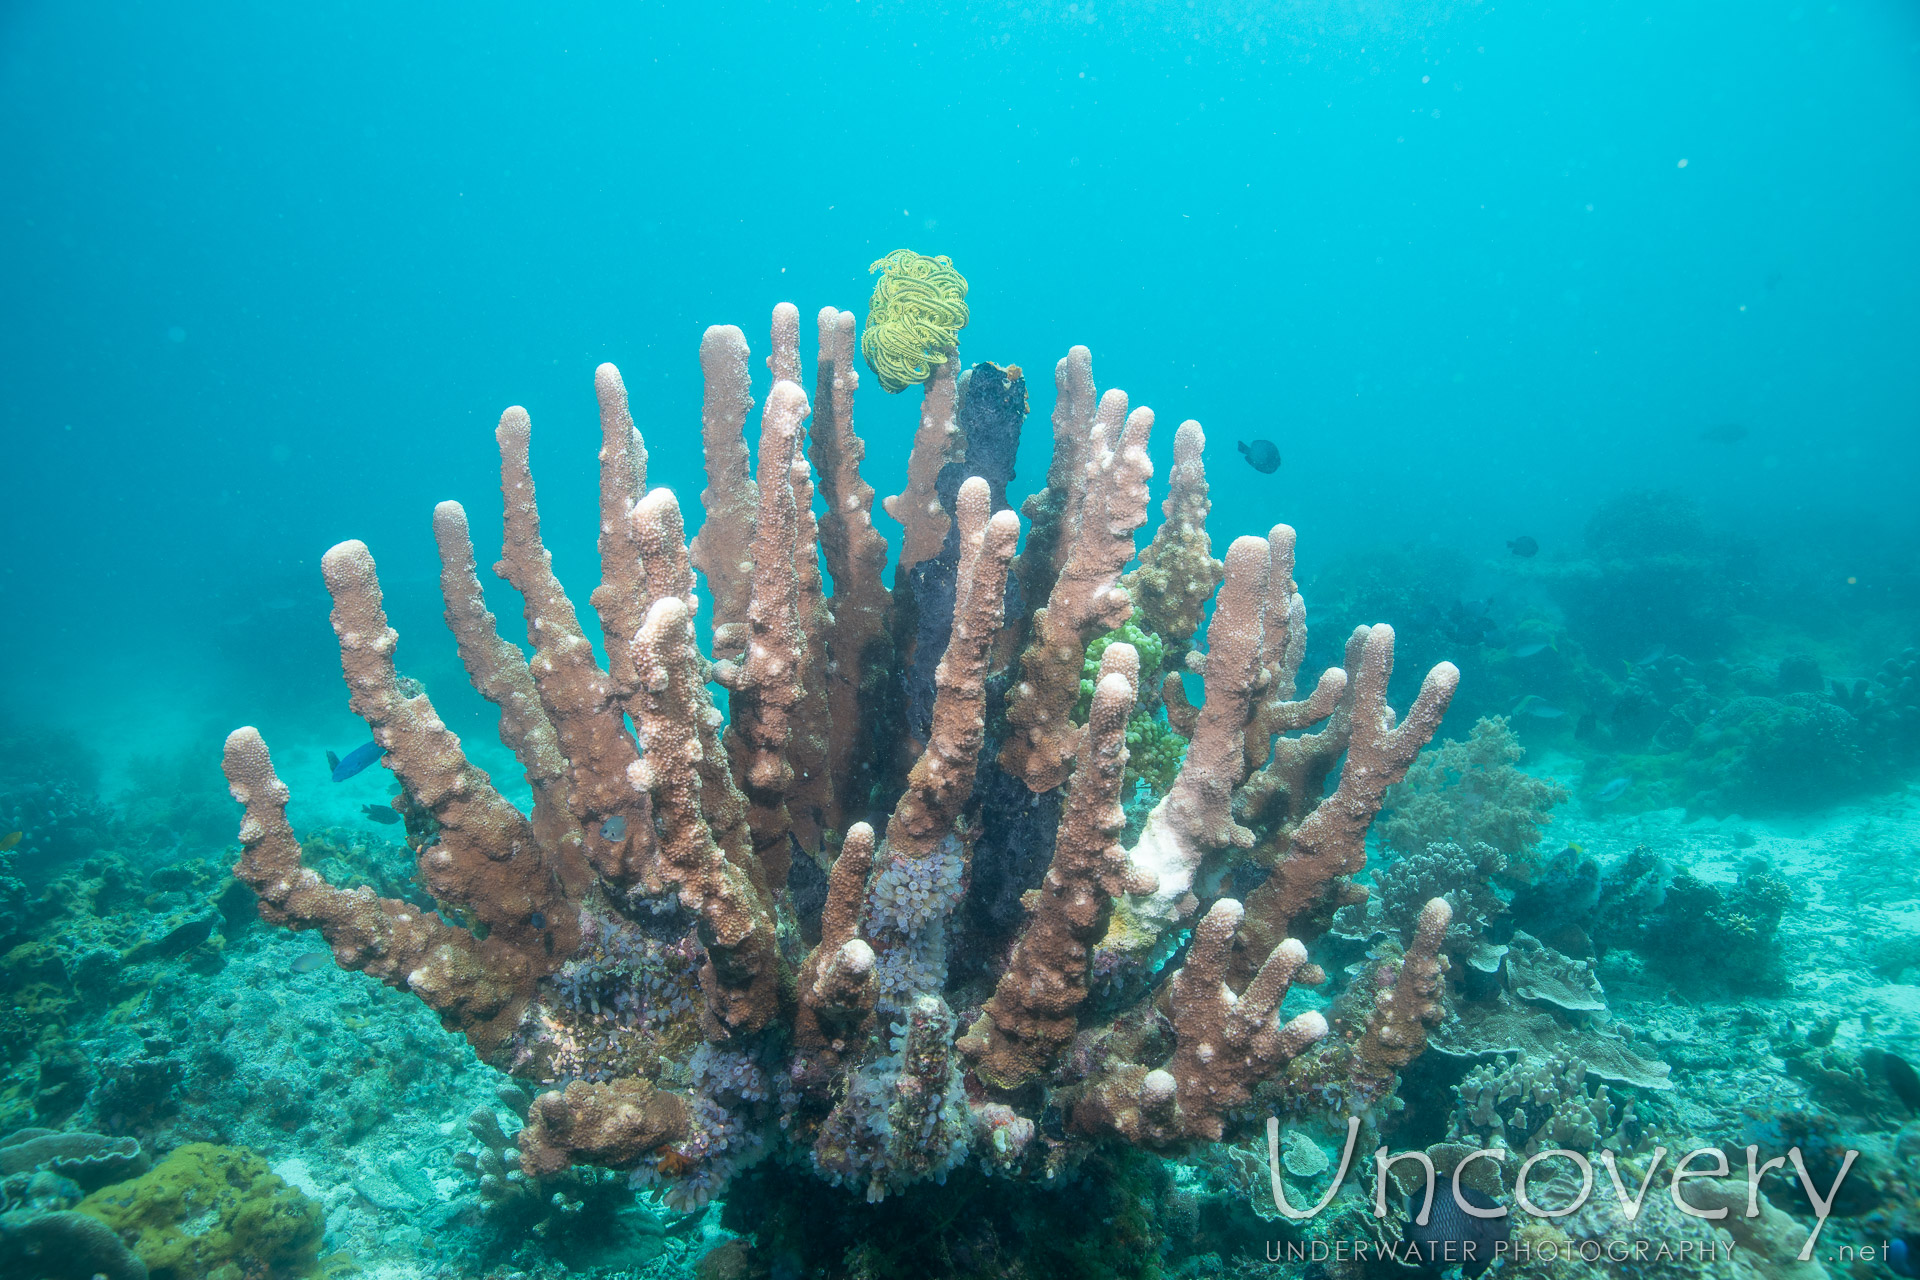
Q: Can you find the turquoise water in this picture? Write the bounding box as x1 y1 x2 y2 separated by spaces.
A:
1 3 1917 1278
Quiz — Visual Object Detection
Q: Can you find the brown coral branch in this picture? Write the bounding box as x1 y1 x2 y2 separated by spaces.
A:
713 379 810 888
1000 395 1155 792
688 324 758 663
1011 346 1100 620
769 306 836 856
1243 624 1460 945
629 595 782 1036
322 540 581 960
1123 419 1224 646
632 487 696 610
432 500 584 876
796 821 877 1053
1074 899 1326 1143
222 730 536 1058
809 306 894 827
632 489 753 875
1104 535 1270 952
493 408 656 889
1351 897 1451 1081
884 477 1021 859
587 362 649 699
883 357 959 578
961 644 1156 1090
1229 530 1354 856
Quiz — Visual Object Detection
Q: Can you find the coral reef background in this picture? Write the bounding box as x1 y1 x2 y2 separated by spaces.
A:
1 1 1918 1278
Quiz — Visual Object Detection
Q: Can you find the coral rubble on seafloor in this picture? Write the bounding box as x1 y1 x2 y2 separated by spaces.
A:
219 302 1463 1221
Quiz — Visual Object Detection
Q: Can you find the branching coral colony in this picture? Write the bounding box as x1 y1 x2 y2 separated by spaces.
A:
222 301 1459 1208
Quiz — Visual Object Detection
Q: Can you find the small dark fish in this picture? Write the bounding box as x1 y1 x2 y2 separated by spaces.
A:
290 952 331 974
0 831 20 852
1891 1236 1920 1278
1237 439 1281 474
1700 422 1748 444
1885 1052 1920 1113
599 815 628 842
328 740 384 782
1509 641 1550 658
360 803 402 825
1506 536 1539 558
1405 1185 1509 1278
529 912 547 930
154 916 218 958
1594 776 1631 802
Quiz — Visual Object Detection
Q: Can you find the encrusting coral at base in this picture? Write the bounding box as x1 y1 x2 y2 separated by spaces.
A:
222 292 1464 1209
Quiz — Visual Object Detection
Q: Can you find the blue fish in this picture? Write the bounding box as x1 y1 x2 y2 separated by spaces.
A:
328 740 384 782
1595 776 1631 802
599 815 628 842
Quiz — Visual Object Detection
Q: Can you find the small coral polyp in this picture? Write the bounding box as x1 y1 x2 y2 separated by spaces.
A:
222 300 1460 1208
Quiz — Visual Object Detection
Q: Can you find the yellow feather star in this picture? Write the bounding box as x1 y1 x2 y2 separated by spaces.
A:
861 250 970 394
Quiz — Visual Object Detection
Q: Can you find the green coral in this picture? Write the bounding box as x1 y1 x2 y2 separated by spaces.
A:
1125 715 1186 806
76 1143 334 1280
860 250 969 393
1076 622 1168 717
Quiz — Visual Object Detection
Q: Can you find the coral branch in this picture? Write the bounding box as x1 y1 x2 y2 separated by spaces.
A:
796 822 878 1052
1123 420 1223 646
322 540 581 960
770 308 836 856
494 409 656 888
961 644 1155 1089
884 358 959 578
689 325 758 663
1012 346 1100 619
1242 625 1460 948
713 379 810 888
629 595 781 1036
587 362 649 699
1075 899 1326 1143
628 607 779 1036
1351 897 1451 1081
632 489 753 873
1104 535 1269 955
432 499 584 874
1001 394 1155 792
883 477 1020 859
809 306 895 827
223 728 538 1055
